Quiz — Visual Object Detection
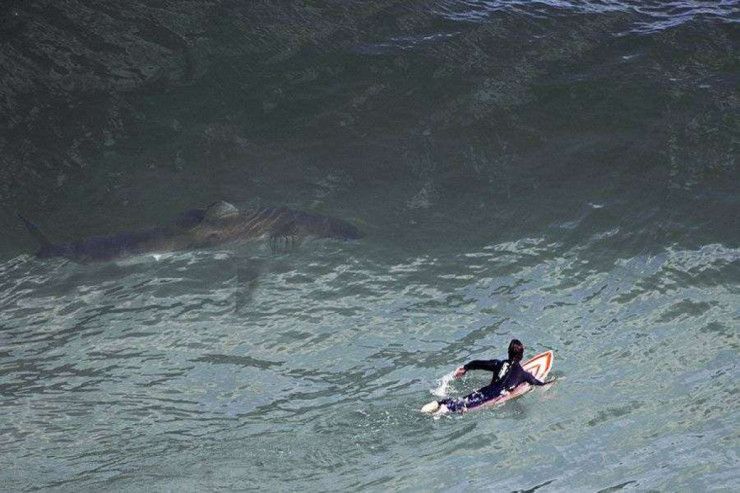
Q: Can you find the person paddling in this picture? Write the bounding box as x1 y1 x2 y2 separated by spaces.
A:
422 339 547 414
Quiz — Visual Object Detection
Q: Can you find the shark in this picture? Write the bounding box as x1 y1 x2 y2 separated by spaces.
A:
19 201 363 263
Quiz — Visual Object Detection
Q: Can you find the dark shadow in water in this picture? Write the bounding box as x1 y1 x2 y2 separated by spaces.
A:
511 478 556 493
233 259 270 313
597 480 638 492
190 354 282 370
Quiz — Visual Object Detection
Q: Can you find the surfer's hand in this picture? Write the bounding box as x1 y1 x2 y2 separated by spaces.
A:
453 366 466 378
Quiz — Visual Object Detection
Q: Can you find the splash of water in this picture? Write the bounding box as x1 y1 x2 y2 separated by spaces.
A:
431 371 456 397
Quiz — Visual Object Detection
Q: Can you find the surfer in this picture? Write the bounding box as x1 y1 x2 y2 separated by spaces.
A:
421 339 546 414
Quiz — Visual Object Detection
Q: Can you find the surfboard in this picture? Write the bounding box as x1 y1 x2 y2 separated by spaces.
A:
491 349 554 404
421 350 554 414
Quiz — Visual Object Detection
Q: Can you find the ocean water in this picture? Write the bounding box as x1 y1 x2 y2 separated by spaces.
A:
1 1 738 491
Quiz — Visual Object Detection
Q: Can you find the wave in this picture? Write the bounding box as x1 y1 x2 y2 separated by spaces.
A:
433 0 740 35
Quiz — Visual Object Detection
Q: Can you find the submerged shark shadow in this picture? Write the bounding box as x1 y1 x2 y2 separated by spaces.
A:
19 201 363 264
233 263 264 313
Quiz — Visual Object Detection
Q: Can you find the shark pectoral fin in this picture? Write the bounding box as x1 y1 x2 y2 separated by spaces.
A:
18 213 53 248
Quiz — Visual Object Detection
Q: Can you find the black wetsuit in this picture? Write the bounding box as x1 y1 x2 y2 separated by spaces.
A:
439 359 545 413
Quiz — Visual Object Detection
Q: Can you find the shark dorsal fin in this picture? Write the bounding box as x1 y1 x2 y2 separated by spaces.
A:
18 213 53 248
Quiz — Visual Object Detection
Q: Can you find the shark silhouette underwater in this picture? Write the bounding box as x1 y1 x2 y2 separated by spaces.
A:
19 201 363 263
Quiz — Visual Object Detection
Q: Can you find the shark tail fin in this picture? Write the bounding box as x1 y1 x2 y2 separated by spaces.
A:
18 213 53 249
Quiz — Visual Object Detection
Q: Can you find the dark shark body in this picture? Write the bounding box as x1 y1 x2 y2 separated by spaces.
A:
20 202 362 263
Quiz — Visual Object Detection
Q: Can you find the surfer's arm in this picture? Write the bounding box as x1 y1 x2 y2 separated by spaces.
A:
465 359 502 372
523 370 546 386
454 359 502 377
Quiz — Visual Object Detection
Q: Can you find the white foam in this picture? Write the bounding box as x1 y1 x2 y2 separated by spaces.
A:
431 371 455 397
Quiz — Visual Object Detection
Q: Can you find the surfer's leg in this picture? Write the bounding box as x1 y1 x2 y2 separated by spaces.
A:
436 397 465 413
452 389 491 411
423 387 498 414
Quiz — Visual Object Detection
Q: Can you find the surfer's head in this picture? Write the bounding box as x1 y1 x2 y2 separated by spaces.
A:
508 339 524 362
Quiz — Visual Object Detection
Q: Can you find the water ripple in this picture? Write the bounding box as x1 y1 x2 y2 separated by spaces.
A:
433 0 740 35
1 234 737 490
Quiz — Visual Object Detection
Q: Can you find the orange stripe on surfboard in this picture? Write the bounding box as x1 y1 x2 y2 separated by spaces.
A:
522 350 553 380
